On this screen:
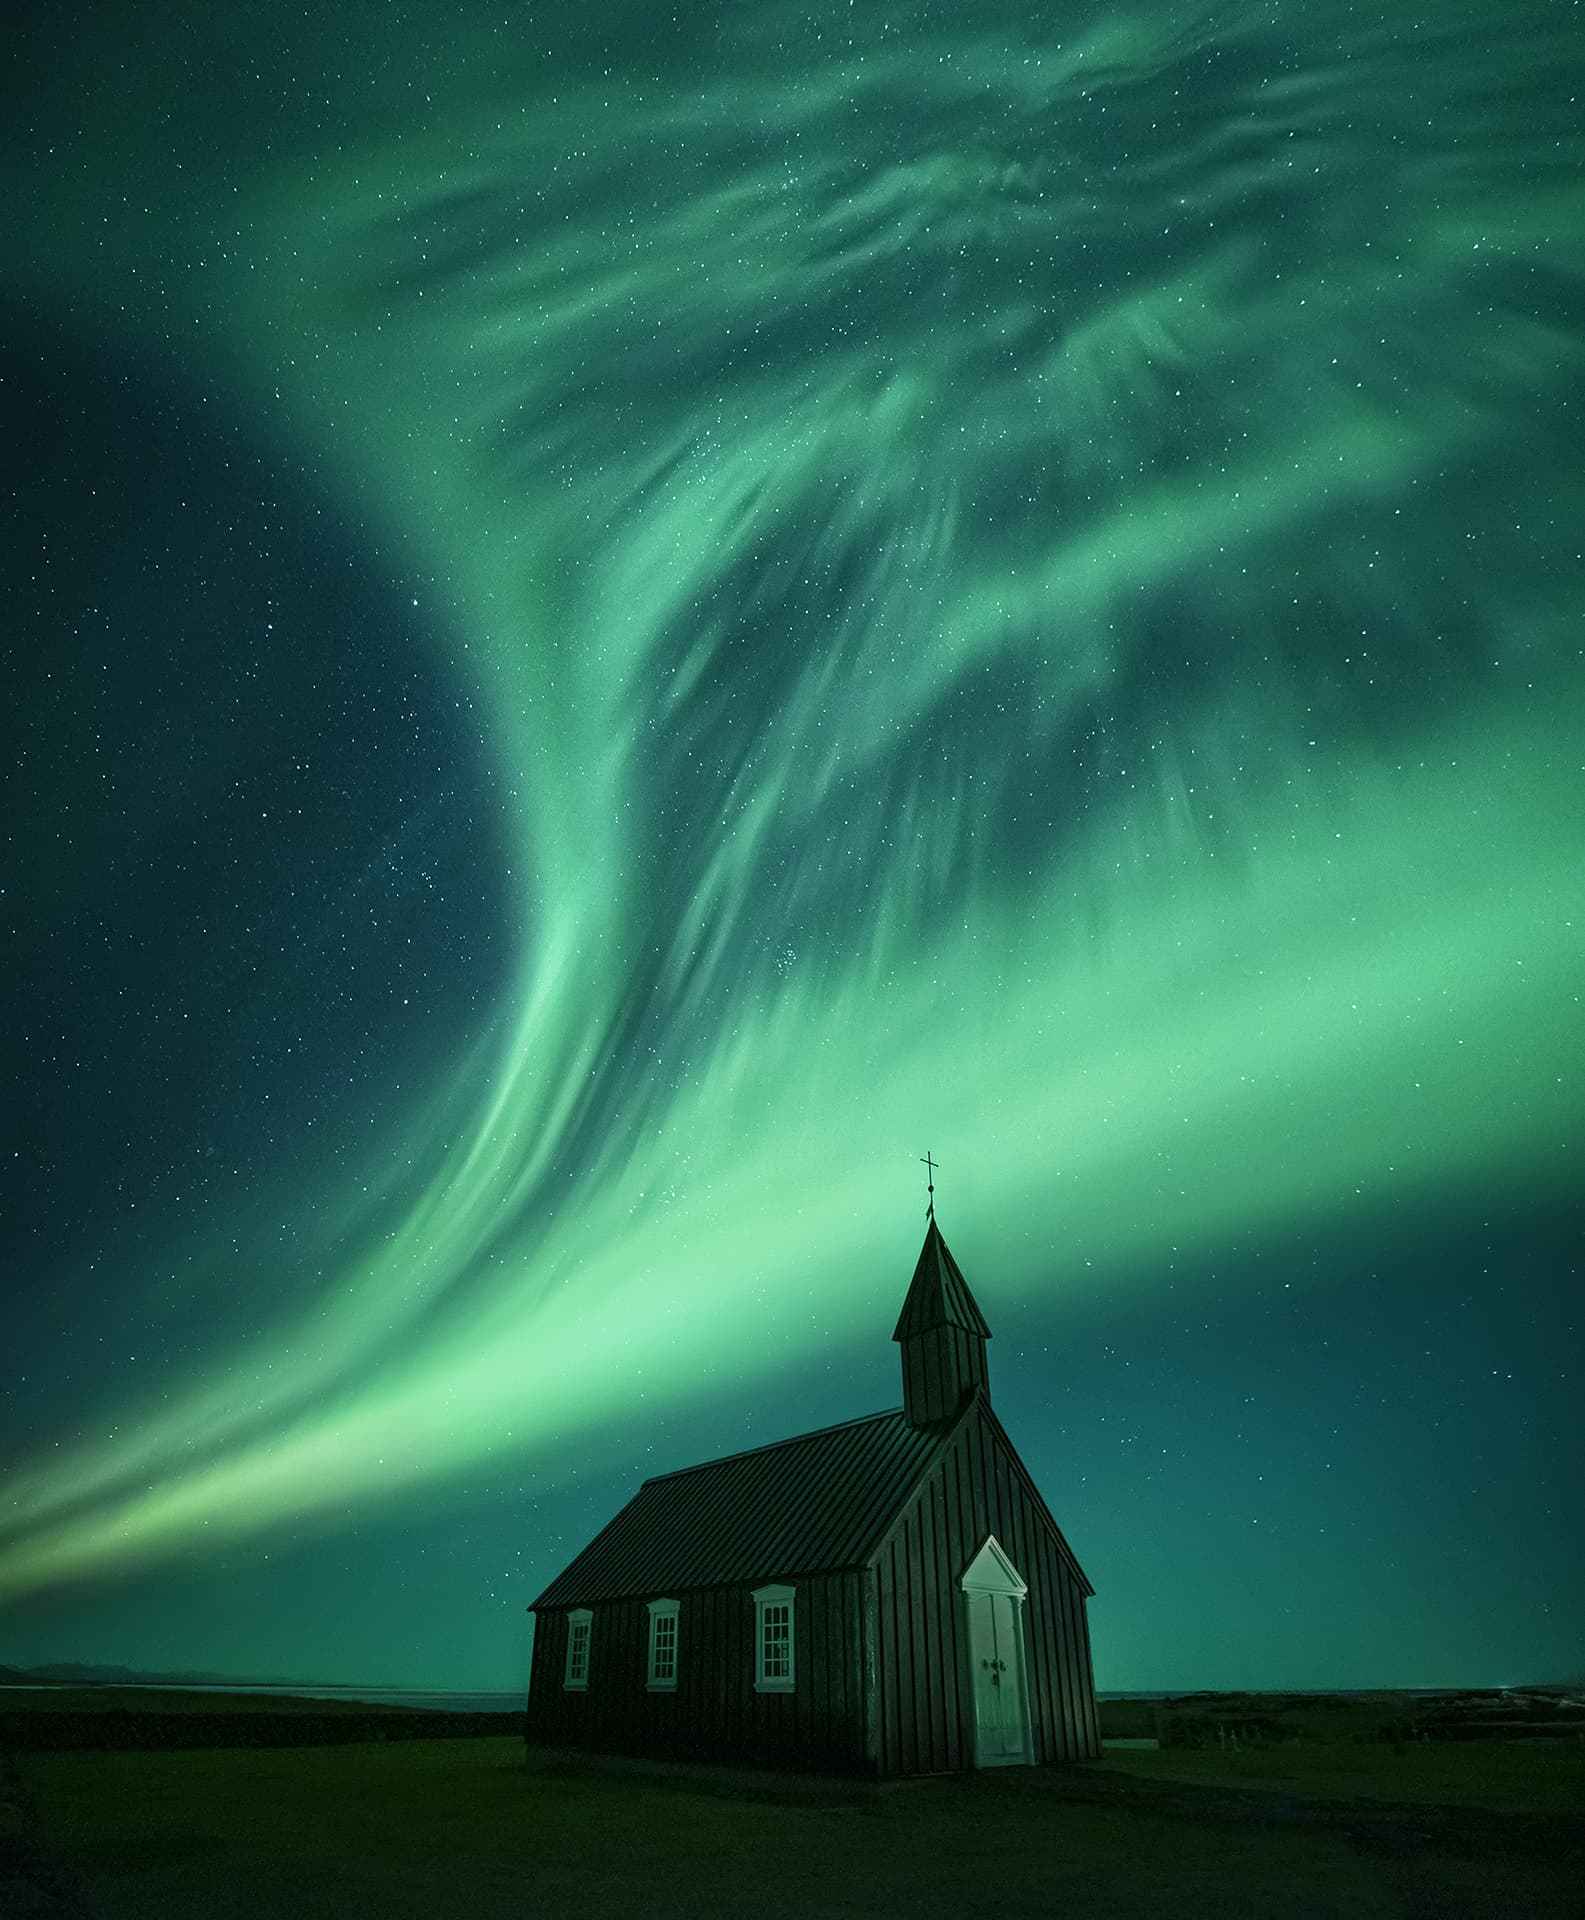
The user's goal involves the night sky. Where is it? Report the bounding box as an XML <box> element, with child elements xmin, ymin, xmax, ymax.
<box><xmin>3</xmin><ymin>1</ymin><xmax>1581</xmax><ymax>1695</ymax></box>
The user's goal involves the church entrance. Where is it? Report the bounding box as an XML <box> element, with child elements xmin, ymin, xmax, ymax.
<box><xmin>961</xmin><ymin>1536</ymin><xmax>1033</xmax><ymax>1766</ymax></box>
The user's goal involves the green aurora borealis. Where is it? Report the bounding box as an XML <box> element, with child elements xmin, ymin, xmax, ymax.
<box><xmin>2</xmin><ymin>0</ymin><xmax>1581</xmax><ymax>1688</ymax></box>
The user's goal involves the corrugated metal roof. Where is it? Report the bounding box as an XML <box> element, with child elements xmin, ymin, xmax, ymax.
<box><xmin>530</xmin><ymin>1408</ymin><xmax>953</xmax><ymax>1608</ymax></box>
<box><xmin>892</xmin><ymin>1219</ymin><xmax>992</xmax><ymax>1341</ymax></box>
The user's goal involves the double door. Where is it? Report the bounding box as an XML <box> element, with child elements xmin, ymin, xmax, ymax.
<box><xmin>966</xmin><ymin>1584</ymin><xmax>1031</xmax><ymax>1764</ymax></box>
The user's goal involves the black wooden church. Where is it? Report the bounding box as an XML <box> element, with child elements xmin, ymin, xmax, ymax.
<box><xmin>525</xmin><ymin>1210</ymin><xmax>1099</xmax><ymax>1776</ymax></box>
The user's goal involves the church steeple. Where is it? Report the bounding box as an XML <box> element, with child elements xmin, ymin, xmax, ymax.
<box><xmin>893</xmin><ymin>1215</ymin><xmax>992</xmax><ymax>1427</ymax></box>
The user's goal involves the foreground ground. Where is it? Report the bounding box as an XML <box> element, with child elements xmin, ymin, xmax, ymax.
<box><xmin>7</xmin><ymin>1730</ymin><xmax>1583</xmax><ymax>1920</ymax></box>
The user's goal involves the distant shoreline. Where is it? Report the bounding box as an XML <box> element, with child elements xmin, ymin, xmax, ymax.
<box><xmin>0</xmin><ymin>1682</ymin><xmax>525</xmax><ymax>1714</ymax></box>
<box><xmin>2</xmin><ymin>1680</ymin><xmax>1568</xmax><ymax>1713</ymax></box>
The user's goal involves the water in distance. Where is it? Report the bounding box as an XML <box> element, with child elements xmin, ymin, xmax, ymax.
<box><xmin>0</xmin><ymin>1682</ymin><xmax>522</xmax><ymax>1713</ymax></box>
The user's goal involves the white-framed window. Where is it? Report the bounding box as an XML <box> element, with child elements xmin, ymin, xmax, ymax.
<box><xmin>646</xmin><ymin>1598</ymin><xmax>680</xmax><ymax>1690</ymax></box>
<box><xmin>752</xmin><ymin>1583</ymin><xmax>795</xmax><ymax>1693</ymax></box>
<box><xmin>563</xmin><ymin>1608</ymin><xmax>592</xmax><ymax>1690</ymax></box>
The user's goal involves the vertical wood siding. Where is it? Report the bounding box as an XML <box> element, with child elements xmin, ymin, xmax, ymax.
<box><xmin>901</xmin><ymin>1323</ymin><xmax>989</xmax><ymax>1426</ymax></box>
<box><xmin>872</xmin><ymin>1406</ymin><xmax>1099</xmax><ymax>1775</ymax></box>
<box><xmin>525</xmin><ymin>1568</ymin><xmax>871</xmax><ymax>1772</ymax></box>
<box><xmin>525</xmin><ymin>1407</ymin><xmax>1097</xmax><ymax>1780</ymax></box>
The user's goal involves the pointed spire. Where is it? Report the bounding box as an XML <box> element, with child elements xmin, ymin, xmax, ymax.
<box><xmin>893</xmin><ymin>1214</ymin><xmax>992</xmax><ymax>1426</ymax></box>
<box><xmin>892</xmin><ymin>1217</ymin><xmax>992</xmax><ymax>1342</ymax></box>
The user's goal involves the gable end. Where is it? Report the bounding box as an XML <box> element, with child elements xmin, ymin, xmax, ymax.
<box><xmin>864</xmin><ymin>1392</ymin><xmax>1093</xmax><ymax>1595</ymax></box>
<box><xmin>974</xmin><ymin>1399</ymin><xmax>1094</xmax><ymax>1595</ymax></box>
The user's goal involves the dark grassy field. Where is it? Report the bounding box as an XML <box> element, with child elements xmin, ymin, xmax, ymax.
<box><xmin>0</xmin><ymin>1687</ymin><xmax>508</xmax><ymax>1756</ymax></box>
<box><xmin>7</xmin><ymin>1725</ymin><xmax>1583</xmax><ymax>1920</ymax></box>
<box><xmin>1100</xmin><ymin>1738</ymin><xmax>1585</xmax><ymax>1812</ymax></box>
<box><xmin>0</xmin><ymin>1689</ymin><xmax>424</xmax><ymax>1716</ymax></box>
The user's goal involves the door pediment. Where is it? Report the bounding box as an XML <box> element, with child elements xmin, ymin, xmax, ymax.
<box><xmin>960</xmin><ymin>1534</ymin><xmax>1028</xmax><ymax>1596</ymax></box>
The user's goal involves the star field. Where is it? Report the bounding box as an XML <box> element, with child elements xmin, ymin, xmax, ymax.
<box><xmin>1</xmin><ymin>0</ymin><xmax>1581</xmax><ymax>1690</ymax></box>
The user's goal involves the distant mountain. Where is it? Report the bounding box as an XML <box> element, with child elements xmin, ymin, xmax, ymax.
<box><xmin>21</xmin><ymin>1663</ymin><xmax>153</xmax><ymax>1684</ymax></box>
<box><xmin>0</xmin><ymin>1660</ymin><xmax>404</xmax><ymax>1689</ymax></box>
<box><xmin>4</xmin><ymin>1661</ymin><xmax>295</xmax><ymax>1687</ymax></box>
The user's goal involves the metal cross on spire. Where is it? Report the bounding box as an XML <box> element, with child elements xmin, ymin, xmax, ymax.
<box><xmin>920</xmin><ymin>1151</ymin><xmax>939</xmax><ymax>1219</ymax></box>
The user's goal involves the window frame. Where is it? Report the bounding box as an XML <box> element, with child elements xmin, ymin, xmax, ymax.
<box><xmin>563</xmin><ymin>1608</ymin><xmax>593</xmax><ymax>1691</ymax></box>
<box><xmin>645</xmin><ymin>1597</ymin><xmax>680</xmax><ymax>1691</ymax></box>
<box><xmin>751</xmin><ymin>1583</ymin><xmax>796</xmax><ymax>1693</ymax></box>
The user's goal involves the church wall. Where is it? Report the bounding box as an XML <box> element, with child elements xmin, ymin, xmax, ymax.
<box><xmin>871</xmin><ymin>1404</ymin><xmax>1099</xmax><ymax>1776</ymax></box>
<box><xmin>525</xmin><ymin>1568</ymin><xmax>871</xmax><ymax>1772</ymax></box>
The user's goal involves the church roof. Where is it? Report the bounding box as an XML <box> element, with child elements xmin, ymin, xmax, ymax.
<box><xmin>530</xmin><ymin>1406</ymin><xmax>959</xmax><ymax>1609</ymax></box>
<box><xmin>892</xmin><ymin>1218</ymin><xmax>992</xmax><ymax>1342</ymax></box>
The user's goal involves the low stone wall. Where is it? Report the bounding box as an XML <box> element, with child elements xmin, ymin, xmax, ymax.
<box><xmin>1</xmin><ymin>1710</ymin><xmax>520</xmax><ymax>1752</ymax></box>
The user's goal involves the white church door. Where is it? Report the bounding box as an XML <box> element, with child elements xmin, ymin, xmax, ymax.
<box><xmin>961</xmin><ymin>1536</ymin><xmax>1034</xmax><ymax>1766</ymax></box>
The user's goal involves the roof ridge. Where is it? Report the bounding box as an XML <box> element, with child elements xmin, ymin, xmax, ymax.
<box><xmin>642</xmin><ymin>1407</ymin><xmax>905</xmax><ymax>1484</ymax></box>
<box><xmin>530</xmin><ymin>1404</ymin><xmax>950</xmax><ymax>1609</ymax></box>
